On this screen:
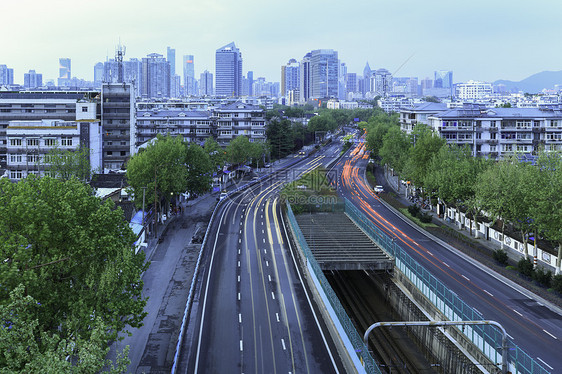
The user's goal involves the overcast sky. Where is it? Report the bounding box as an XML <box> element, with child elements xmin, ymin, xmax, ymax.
<box><xmin>3</xmin><ymin>0</ymin><xmax>562</xmax><ymax>85</ymax></box>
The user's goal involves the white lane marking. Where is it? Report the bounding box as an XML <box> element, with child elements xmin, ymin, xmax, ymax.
<box><xmin>265</xmin><ymin>261</ymin><xmax>269</xmax><ymax>267</ymax></box>
<box><xmin>240</xmin><ymin>340</ymin><xmax>243</xmax><ymax>351</ymax></box>
<box><xmin>271</xmin><ymin>292</ymin><xmax>275</xmax><ymax>300</ymax></box>
<box><xmin>238</xmin><ymin>238</ymin><xmax>241</xmax><ymax>244</ymax></box>
<box><xmin>268</xmin><ymin>275</ymin><xmax>272</xmax><ymax>282</ymax></box>
<box><xmin>239</xmin><ymin>313</ymin><xmax>242</xmax><ymax>323</ymax></box>
<box><xmin>263</xmin><ymin>238</ymin><xmax>266</xmax><ymax>244</ymax></box>
<box><xmin>238</xmin><ymin>249</ymin><xmax>240</xmax><ymax>255</ymax></box>
<box><xmin>443</xmin><ymin>262</ymin><xmax>450</xmax><ymax>267</ymax></box>
<box><xmin>241</xmin><ymin>215</ymin><xmax>243</xmax><ymax>219</ymax></box>
<box><xmin>461</xmin><ymin>275</ymin><xmax>470</xmax><ymax>281</ymax></box>
<box><xmin>238</xmin><ymin>293</ymin><xmax>240</xmax><ymax>300</ymax></box>
<box><xmin>238</xmin><ymin>261</ymin><xmax>240</xmax><ymax>267</ymax></box>
<box><xmin>426</xmin><ymin>250</ymin><xmax>433</xmax><ymax>256</ymax></box>
<box><xmin>276</xmin><ymin>313</ymin><xmax>280</xmax><ymax>322</ymax></box>
<box><xmin>260</xmin><ymin>215</ymin><xmax>263</xmax><ymax>219</ymax></box>
<box><xmin>262</xmin><ymin>229</ymin><xmax>265</xmax><ymax>234</ymax></box>
<box><xmin>238</xmin><ymin>275</ymin><xmax>240</xmax><ymax>282</ymax></box>
<box><xmin>513</xmin><ymin>309</ymin><xmax>523</xmax><ymax>317</ymax></box>
<box><xmin>264</xmin><ymin>249</ymin><xmax>267</xmax><ymax>254</ymax></box>
<box><xmin>239</xmin><ymin>230</ymin><xmax>242</xmax><ymax>234</ymax></box>
<box><xmin>261</xmin><ymin>222</ymin><xmax>264</xmax><ymax>225</ymax></box>
<box><xmin>240</xmin><ymin>222</ymin><xmax>242</xmax><ymax>226</ymax></box>
<box><xmin>484</xmin><ymin>290</ymin><xmax>494</xmax><ymax>297</ymax></box>
<box><xmin>536</xmin><ymin>357</ymin><xmax>554</xmax><ymax>370</ymax></box>
<box><xmin>281</xmin><ymin>338</ymin><xmax>286</xmax><ymax>350</ymax></box>
<box><xmin>543</xmin><ymin>329</ymin><xmax>558</xmax><ymax>340</ymax></box>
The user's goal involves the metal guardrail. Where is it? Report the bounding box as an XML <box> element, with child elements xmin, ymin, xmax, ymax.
<box><xmin>286</xmin><ymin>203</ymin><xmax>382</xmax><ymax>374</ymax></box>
<box><xmin>344</xmin><ymin>198</ymin><xmax>550</xmax><ymax>374</ymax></box>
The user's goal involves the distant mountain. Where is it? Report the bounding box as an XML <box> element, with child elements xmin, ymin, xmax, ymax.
<box><xmin>493</xmin><ymin>70</ymin><xmax>562</xmax><ymax>93</ymax></box>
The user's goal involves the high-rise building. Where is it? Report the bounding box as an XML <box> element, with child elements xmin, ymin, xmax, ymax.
<box><xmin>199</xmin><ymin>70</ymin><xmax>213</xmax><ymax>96</ymax></box>
<box><xmin>299</xmin><ymin>53</ymin><xmax>312</xmax><ymax>103</ymax></box>
<box><xmin>338</xmin><ymin>62</ymin><xmax>347</xmax><ymax>100</ymax></box>
<box><xmin>215</xmin><ymin>42</ymin><xmax>242</xmax><ymax>97</ymax></box>
<box><xmin>434</xmin><ymin>70</ymin><xmax>453</xmax><ymax>89</ymax></box>
<box><xmin>345</xmin><ymin>73</ymin><xmax>357</xmax><ymax>95</ymax></box>
<box><xmin>372</xmin><ymin>68</ymin><xmax>392</xmax><ymax>97</ymax></box>
<box><xmin>281</xmin><ymin>59</ymin><xmax>300</xmax><ymax>97</ymax></box>
<box><xmin>310</xmin><ymin>49</ymin><xmax>339</xmax><ymax>99</ymax></box>
<box><xmin>94</xmin><ymin>62</ymin><xmax>104</xmax><ymax>87</ymax></box>
<box><xmin>247</xmin><ymin>71</ymin><xmax>254</xmax><ymax>96</ymax></box>
<box><xmin>171</xmin><ymin>75</ymin><xmax>181</xmax><ymax>98</ymax></box>
<box><xmin>0</xmin><ymin>65</ymin><xmax>14</xmax><ymax>86</ymax></box>
<box><xmin>167</xmin><ymin>47</ymin><xmax>176</xmax><ymax>77</ymax></box>
<box><xmin>101</xmin><ymin>83</ymin><xmax>135</xmax><ymax>171</ymax></box>
<box><xmin>58</xmin><ymin>58</ymin><xmax>71</xmax><ymax>86</ymax></box>
<box><xmin>23</xmin><ymin>70</ymin><xmax>43</xmax><ymax>89</ymax></box>
<box><xmin>141</xmin><ymin>53</ymin><xmax>171</xmax><ymax>98</ymax></box>
<box><xmin>183</xmin><ymin>55</ymin><xmax>195</xmax><ymax>96</ymax></box>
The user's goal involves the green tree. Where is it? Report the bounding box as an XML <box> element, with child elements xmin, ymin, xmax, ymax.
<box><xmin>379</xmin><ymin>126</ymin><xmax>411</xmax><ymax>174</ymax></box>
<box><xmin>226</xmin><ymin>135</ymin><xmax>254</xmax><ymax>165</ymax></box>
<box><xmin>203</xmin><ymin>137</ymin><xmax>225</xmax><ymax>171</ymax></box>
<box><xmin>126</xmin><ymin>134</ymin><xmax>188</xmax><ymax>218</ymax></box>
<box><xmin>0</xmin><ymin>176</ymin><xmax>146</xmax><ymax>371</ymax></box>
<box><xmin>44</xmin><ymin>145</ymin><xmax>93</xmax><ymax>181</ymax></box>
<box><xmin>308</xmin><ymin>114</ymin><xmax>337</xmax><ymax>133</ymax></box>
<box><xmin>266</xmin><ymin>119</ymin><xmax>293</xmax><ymax>159</ymax></box>
<box><xmin>402</xmin><ymin>125</ymin><xmax>446</xmax><ymax>190</ymax></box>
<box><xmin>185</xmin><ymin>143</ymin><xmax>214</xmax><ymax>196</ymax></box>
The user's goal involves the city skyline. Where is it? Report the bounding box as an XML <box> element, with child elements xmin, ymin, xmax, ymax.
<box><xmin>2</xmin><ymin>0</ymin><xmax>562</xmax><ymax>85</ymax></box>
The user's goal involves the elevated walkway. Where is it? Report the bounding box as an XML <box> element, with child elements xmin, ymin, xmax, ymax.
<box><xmin>295</xmin><ymin>212</ymin><xmax>394</xmax><ymax>271</ymax></box>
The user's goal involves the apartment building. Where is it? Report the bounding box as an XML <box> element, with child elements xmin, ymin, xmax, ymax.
<box><xmin>6</xmin><ymin>101</ymin><xmax>102</xmax><ymax>180</ymax></box>
<box><xmin>136</xmin><ymin>110</ymin><xmax>213</xmax><ymax>147</ymax></box>
<box><xmin>398</xmin><ymin>102</ymin><xmax>449</xmax><ymax>133</ymax></box>
<box><xmin>427</xmin><ymin>105</ymin><xmax>562</xmax><ymax>158</ymax></box>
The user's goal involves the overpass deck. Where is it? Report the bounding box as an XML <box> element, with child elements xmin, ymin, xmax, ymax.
<box><xmin>295</xmin><ymin>212</ymin><xmax>393</xmax><ymax>271</ymax></box>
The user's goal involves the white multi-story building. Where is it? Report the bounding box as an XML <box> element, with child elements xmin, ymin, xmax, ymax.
<box><xmin>456</xmin><ymin>80</ymin><xmax>493</xmax><ymax>100</ymax></box>
<box><xmin>398</xmin><ymin>102</ymin><xmax>448</xmax><ymax>133</ymax></box>
<box><xmin>6</xmin><ymin>101</ymin><xmax>102</xmax><ymax>180</ymax></box>
<box><xmin>214</xmin><ymin>102</ymin><xmax>266</xmax><ymax>146</ymax></box>
<box><xmin>427</xmin><ymin>105</ymin><xmax>562</xmax><ymax>158</ymax></box>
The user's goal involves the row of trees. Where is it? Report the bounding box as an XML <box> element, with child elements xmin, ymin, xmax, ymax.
<box><xmin>364</xmin><ymin>117</ymin><xmax>562</xmax><ymax>273</ymax></box>
<box><xmin>0</xmin><ymin>176</ymin><xmax>146</xmax><ymax>372</ymax></box>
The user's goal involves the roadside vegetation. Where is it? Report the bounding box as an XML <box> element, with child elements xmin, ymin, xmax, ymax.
<box><xmin>362</xmin><ymin>112</ymin><xmax>562</xmax><ymax>295</ymax></box>
<box><xmin>280</xmin><ymin>167</ymin><xmax>339</xmax><ymax>214</ymax></box>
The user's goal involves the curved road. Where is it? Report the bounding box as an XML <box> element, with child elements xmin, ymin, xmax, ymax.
<box><xmin>182</xmin><ymin>146</ymin><xmax>345</xmax><ymax>373</ymax></box>
<box><xmin>334</xmin><ymin>139</ymin><xmax>562</xmax><ymax>373</ymax></box>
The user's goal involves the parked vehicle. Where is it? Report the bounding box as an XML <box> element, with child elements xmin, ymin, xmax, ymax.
<box><xmin>374</xmin><ymin>185</ymin><xmax>384</xmax><ymax>193</ymax></box>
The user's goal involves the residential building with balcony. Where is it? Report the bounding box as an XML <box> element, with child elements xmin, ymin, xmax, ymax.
<box><xmin>135</xmin><ymin>110</ymin><xmax>213</xmax><ymax>147</ymax></box>
<box><xmin>398</xmin><ymin>102</ymin><xmax>449</xmax><ymax>133</ymax></box>
<box><xmin>6</xmin><ymin>101</ymin><xmax>102</xmax><ymax>181</ymax></box>
<box><xmin>427</xmin><ymin>105</ymin><xmax>562</xmax><ymax>158</ymax></box>
<box><xmin>213</xmin><ymin>102</ymin><xmax>266</xmax><ymax>146</ymax></box>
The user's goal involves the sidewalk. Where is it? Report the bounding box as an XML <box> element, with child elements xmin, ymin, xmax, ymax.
<box><xmin>374</xmin><ymin>165</ymin><xmax>562</xmax><ymax>311</ymax></box>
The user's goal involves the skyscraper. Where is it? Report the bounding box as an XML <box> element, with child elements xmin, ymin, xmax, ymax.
<box><xmin>299</xmin><ymin>53</ymin><xmax>312</xmax><ymax>103</ymax></box>
<box><xmin>215</xmin><ymin>42</ymin><xmax>242</xmax><ymax>97</ymax></box>
<box><xmin>23</xmin><ymin>70</ymin><xmax>42</xmax><ymax>88</ymax></box>
<box><xmin>167</xmin><ymin>47</ymin><xmax>176</xmax><ymax>77</ymax></box>
<box><xmin>247</xmin><ymin>71</ymin><xmax>254</xmax><ymax>96</ymax></box>
<box><xmin>434</xmin><ymin>70</ymin><xmax>453</xmax><ymax>89</ymax></box>
<box><xmin>199</xmin><ymin>70</ymin><xmax>213</xmax><ymax>96</ymax></box>
<box><xmin>372</xmin><ymin>68</ymin><xmax>392</xmax><ymax>96</ymax></box>
<box><xmin>281</xmin><ymin>59</ymin><xmax>300</xmax><ymax>97</ymax></box>
<box><xmin>310</xmin><ymin>49</ymin><xmax>339</xmax><ymax>99</ymax></box>
<box><xmin>58</xmin><ymin>58</ymin><xmax>71</xmax><ymax>86</ymax></box>
<box><xmin>0</xmin><ymin>65</ymin><xmax>14</xmax><ymax>85</ymax></box>
<box><xmin>183</xmin><ymin>55</ymin><xmax>195</xmax><ymax>96</ymax></box>
<box><xmin>94</xmin><ymin>62</ymin><xmax>104</xmax><ymax>87</ymax></box>
<box><xmin>346</xmin><ymin>73</ymin><xmax>357</xmax><ymax>95</ymax></box>
<box><xmin>141</xmin><ymin>53</ymin><xmax>171</xmax><ymax>98</ymax></box>
<box><xmin>338</xmin><ymin>62</ymin><xmax>347</xmax><ymax>100</ymax></box>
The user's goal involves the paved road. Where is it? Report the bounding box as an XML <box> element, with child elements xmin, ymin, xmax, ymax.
<box><xmin>334</xmin><ymin>139</ymin><xmax>562</xmax><ymax>373</ymax></box>
<box><xmin>180</xmin><ymin>147</ymin><xmax>345</xmax><ymax>373</ymax></box>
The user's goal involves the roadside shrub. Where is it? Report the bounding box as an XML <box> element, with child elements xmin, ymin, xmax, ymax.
<box><xmin>517</xmin><ymin>257</ymin><xmax>534</xmax><ymax>277</ymax></box>
<box><xmin>553</xmin><ymin>274</ymin><xmax>562</xmax><ymax>294</ymax></box>
<box><xmin>493</xmin><ymin>249</ymin><xmax>508</xmax><ymax>265</ymax></box>
<box><xmin>408</xmin><ymin>204</ymin><xmax>420</xmax><ymax>217</ymax></box>
<box><xmin>533</xmin><ymin>267</ymin><xmax>552</xmax><ymax>288</ymax></box>
<box><xmin>419</xmin><ymin>212</ymin><xmax>432</xmax><ymax>223</ymax></box>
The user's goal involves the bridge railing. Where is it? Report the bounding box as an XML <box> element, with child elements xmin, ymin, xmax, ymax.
<box><xmin>286</xmin><ymin>202</ymin><xmax>381</xmax><ymax>374</ymax></box>
<box><xmin>344</xmin><ymin>198</ymin><xmax>550</xmax><ymax>374</ymax></box>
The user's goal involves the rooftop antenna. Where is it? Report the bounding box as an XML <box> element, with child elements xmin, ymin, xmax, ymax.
<box><xmin>116</xmin><ymin>38</ymin><xmax>126</xmax><ymax>83</ymax></box>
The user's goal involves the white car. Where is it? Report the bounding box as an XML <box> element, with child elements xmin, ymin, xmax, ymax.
<box><xmin>374</xmin><ymin>185</ymin><xmax>384</xmax><ymax>193</ymax></box>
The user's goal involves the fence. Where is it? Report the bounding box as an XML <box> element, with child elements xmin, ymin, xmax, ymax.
<box><xmin>286</xmin><ymin>203</ymin><xmax>381</xmax><ymax>374</ymax></box>
<box><xmin>344</xmin><ymin>198</ymin><xmax>550</xmax><ymax>374</ymax></box>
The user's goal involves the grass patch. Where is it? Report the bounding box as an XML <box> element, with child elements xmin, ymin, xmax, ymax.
<box><xmin>399</xmin><ymin>208</ymin><xmax>438</xmax><ymax>229</ymax></box>
<box><xmin>281</xmin><ymin>166</ymin><xmax>341</xmax><ymax>214</ymax></box>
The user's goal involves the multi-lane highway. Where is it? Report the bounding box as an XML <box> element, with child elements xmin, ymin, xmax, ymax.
<box><xmin>333</xmin><ymin>138</ymin><xmax>562</xmax><ymax>373</ymax></box>
<box><xmin>181</xmin><ymin>145</ymin><xmax>345</xmax><ymax>373</ymax></box>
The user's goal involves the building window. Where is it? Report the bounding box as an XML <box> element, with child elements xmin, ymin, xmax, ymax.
<box><xmin>9</xmin><ymin>154</ymin><xmax>23</xmax><ymax>163</ymax></box>
<box><xmin>9</xmin><ymin>138</ymin><xmax>22</xmax><ymax>146</ymax></box>
<box><xmin>82</xmin><ymin>106</ymin><xmax>88</xmax><ymax>112</ymax></box>
<box><xmin>10</xmin><ymin>170</ymin><xmax>23</xmax><ymax>179</ymax></box>
<box><xmin>27</xmin><ymin>138</ymin><xmax>39</xmax><ymax>147</ymax></box>
<box><xmin>120</xmin><ymin>151</ymin><xmax>127</xmax><ymax>156</ymax></box>
<box><xmin>44</xmin><ymin>138</ymin><xmax>56</xmax><ymax>147</ymax></box>
<box><xmin>61</xmin><ymin>137</ymin><xmax>73</xmax><ymax>146</ymax></box>
<box><xmin>27</xmin><ymin>154</ymin><xmax>39</xmax><ymax>163</ymax></box>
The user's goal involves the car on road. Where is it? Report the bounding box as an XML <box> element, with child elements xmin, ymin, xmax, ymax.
<box><xmin>217</xmin><ymin>191</ymin><xmax>228</xmax><ymax>201</ymax></box>
<box><xmin>374</xmin><ymin>185</ymin><xmax>384</xmax><ymax>193</ymax></box>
